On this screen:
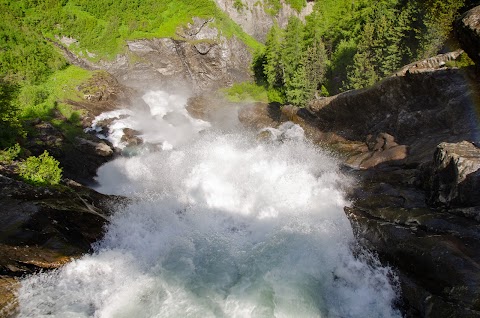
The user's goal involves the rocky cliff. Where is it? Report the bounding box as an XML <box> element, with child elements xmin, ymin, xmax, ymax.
<box><xmin>214</xmin><ymin>0</ymin><xmax>314</xmax><ymax>42</ymax></box>
<box><xmin>57</xmin><ymin>18</ymin><xmax>253</xmax><ymax>93</ymax></box>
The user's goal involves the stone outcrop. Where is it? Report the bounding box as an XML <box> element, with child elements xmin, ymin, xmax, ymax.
<box><xmin>345</xmin><ymin>164</ymin><xmax>480</xmax><ymax>318</ymax></box>
<box><xmin>0</xmin><ymin>174</ymin><xmax>120</xmax><ymax>316</ymax></box>
<box><xmin>455</xmin><ymin>5</ymin><xmax>480</xmax><ymax>66</ymax></box>
<box><xmin>426</xmin><ymin>141</ymin><xmax>480</xmax><ymax>209</ymax></box>
<box><xmin>23</xmin><ymin>119</ymin><xmax>115</xmax><ymax>185</ymax></box>
<box><xmin>306</xmin><ymin>67</ymin><xmax>479</xmax><ymax>149</ymax></box>
<box><xmin>57</xmin><ymin>18</ymin><xmax>252</xmax><ymax>93</ymax></box>
<box><xmin>214</xmin><ymin>0</ymin><xmax>314</xmax><ymax>42</ymax></box>
<box><xmin>394</xmin><ymin>50</ymin><xmax>465</xmax><ymax>76</ymax></box>
<box><xmin>114</xmin><ymin>18</ymin><xmax>251</xmax><ymax>92</ymax></box>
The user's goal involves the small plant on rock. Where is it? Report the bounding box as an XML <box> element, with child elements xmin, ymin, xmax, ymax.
<box><xmin>0</xmin><ymin>143</ymin><xmax>21</xmax><ymax>164</ymax></box>
<box><xmin>18</xmin><ymin>150</ymin><xmax>62</xmax><ymax>186</ymax></box>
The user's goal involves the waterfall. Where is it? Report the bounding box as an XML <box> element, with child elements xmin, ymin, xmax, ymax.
<box><xmin>17</xmin><ymin>91</ymin><xmax>401</xmax><ymax>318</ymax></box>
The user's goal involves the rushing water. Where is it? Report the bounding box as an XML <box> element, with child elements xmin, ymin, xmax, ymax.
<box><xmin>17</xmin><ymin>91</ymin><xmax>401</xmax><ymax>318</ymax></box>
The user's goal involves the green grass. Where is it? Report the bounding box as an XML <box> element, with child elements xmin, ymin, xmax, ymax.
<box><xmin>221</xmin><ymin>81</ymin><xmax>269</xmax><ymax>103</ymax></box>
<box><xmin>18</xmin><ymin>65</ymin><xmax>93</xmax><ymax>120</ymax></box>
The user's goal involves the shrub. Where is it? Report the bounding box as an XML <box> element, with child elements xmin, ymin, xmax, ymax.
<box><xmin>0</xmin><ymin>143</ymin><xmax>21</xmax><ymax>164</ymax></box>
<box><xmin>18</xmin><ymin>150</ymin><xmax>62</xmax><ymax>186</ymax></box>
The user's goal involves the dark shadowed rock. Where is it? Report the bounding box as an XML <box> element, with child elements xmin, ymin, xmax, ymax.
<box><xmin>120</xmin><ymin>128</ymin><xmax>143</xmax><ymax>147</ymax></box>
<box><xmin>426</xmin><ymin>141</ymin><xmax>480</xmax><ymax>208</ymax></box>
<box><xmin>0</xmin><ymin>174</ymin><xmax>123</xmax><ymax>315</ymax></box>
<box><xmin>455</xmin><ymin>5</ymin><xmax>480</xmax><ymax>66</ymax></box>
<box><xmin>345</xmin><ymin>165</ymin><xmax>480</xmax><ymax>318</ymax></box>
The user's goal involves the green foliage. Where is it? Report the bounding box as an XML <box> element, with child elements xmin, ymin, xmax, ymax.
<box><xmin>18</xmin><ymin>66</ymin><xmax>92</xmax><ymax>121</ymax></box>
<box><xmin>445</xmin><ymin>53</ymin><xmax>475</xmax><ymax>68</ymax></box>
<box><xmin>1</xmin><ymin>0</ymin><xmax>260</xmax><ymax>62</ymax></box>
<box><xmin>264</xmin><ymin>23</ymin><xmax>284</xmax><ymax>88</ymax></box>
<box><xmin>285</xmin><ymin>0</ymin><xmax>307</xmax><ymax>12</ymax></box>
<box><xmin>0</xmin><ymin>143</ymin><xmax>21</xmax><ymax>164</ymax></box>
<box><xmin>259</xmin><ymin>16</ymin><xmax>328</xmax><ymax>107</ymax></box>
<box><xmin>18</xmin><ymin>150</ymin><xmax>62</xmax><ymax>186</ymax></box>
<box><xmin>0</xmin><ymin>80</ymin><xmax>25</xmax><ymax>148</ymax></box>
<box><xmin>264</xmin><ymin>0</ymin><xmax>282</xmax><ymax>15</ymax></box>
<box><xmin>221</xmin><ymin>82</ymin><xmax>268</xmax><ymax>103</ymax></box>
<box><xmin>255</xmin><ymin>0</ymin><xmax>468</xmax><ymax>97</ymax></box>
<box><xmin>233</xmin><ymin>0</ymin><xmax>245</xmax><ymax>12</ymax></box>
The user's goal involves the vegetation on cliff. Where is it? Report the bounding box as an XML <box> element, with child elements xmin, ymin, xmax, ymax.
<box><xmin>251</xmin><ymin>0</ymin><xmax>469</xmax><ymax>107</ymax></box>
<box><xmin>0</xmin><ymin>0</ymin><xmax>260</xmax><ymax>152</ymax></box>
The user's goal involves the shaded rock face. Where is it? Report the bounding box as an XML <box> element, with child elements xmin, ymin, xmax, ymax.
<box><xmin>0</xmin><ymin>175</ymin><xmax>120</xmax><ymax>315</ymax></box>
<box><xmin>103</xmin><ymin>18</ymin><xmax>252</xmax><ymax>93</ymax></box>
<box><xmin>24</xmin><ymin>120</ymin><xmax>115</xmax><ymax>185</ymax></box>
<box><xmin>0</xmin><ymin>175</ymin><xmax>116</xmax><ymax>276</ymax></box>
<box><xmin>345</xmin><ymin>165</ymin><xmax>480</xmax><ymax>317</ymax></box>
<box><xmin>214</xmin><ymin>0</ymin><xmax>314</xmax><ymax>42</ymax></box>
<box><xmin>455</xmin><ymin>5</ymin><xmax>480</xmax><ymax>66</ymax></box>
<box><xmin>307</xmin><ymin>68</ymin><xmax>480</xmax><ymax>149</ymax></box>
<box><xmin>426</xmin><ymin>141</ymin><xmax>480</xmax><ymax>209</ymax></box>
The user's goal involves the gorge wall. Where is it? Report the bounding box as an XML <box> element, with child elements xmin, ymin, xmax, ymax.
<box><xmin>214</xmin><ymin>0</ymin><xmax>314</xmax><ymax>42</ymax></box>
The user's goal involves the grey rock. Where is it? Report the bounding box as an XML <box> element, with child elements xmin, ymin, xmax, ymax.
<box><xmin>103</xmin><ymin>18</ymin><xmax>252</xmax><ymax>93</ymax></box>
<box><xmin>427</xmin><ymin>141</ymin><xmax>480</xmax><ymax>207</ymax></box>
<box><xmin>214</xmin><ymin>0</ymin><xmax>313</xmax><ymax>42</ymax></box>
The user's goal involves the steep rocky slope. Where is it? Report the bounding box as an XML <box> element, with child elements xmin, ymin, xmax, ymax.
<box><xmin>214</xmin><ymin>0</ymin><xmax>314</xmax><ymax>42</ymax></box>
<box><xmin>56</xmin><ymin>18</ymin><xmax>253</xmax><ymax>93</ymax></box>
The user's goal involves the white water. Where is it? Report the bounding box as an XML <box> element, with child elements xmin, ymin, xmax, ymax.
<box><xmin>17</xmin><ymin>91</ymin><xmax>401</xmax><ymax>318</ymax></box>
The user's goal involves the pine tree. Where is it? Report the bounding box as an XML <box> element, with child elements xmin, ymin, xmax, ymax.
<box><xmin>347</xmin><ymin>23</ymin><xmax>379</xmax><ymax>90</ymax></box>
<box><xmin>282</xmin><ymin>16</ymin><xmax>307</xmax><ymax>106</ymax></box>
<box><xmin>264</xmin><ymin>23</ymin><xmax>284</xmax><ymax>89</ymax></box>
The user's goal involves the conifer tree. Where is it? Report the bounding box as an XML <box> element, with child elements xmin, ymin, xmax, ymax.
<box><xmin>264</xmin><ymin>23</ymin><xmax>284</xmax><ymax>89</ymax></box>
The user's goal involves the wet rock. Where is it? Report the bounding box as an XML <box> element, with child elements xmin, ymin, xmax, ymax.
<box><xmin>427</xmin><ymin>141</ymin><xmax>480</xmax><ymax>208</ymax></box>
<box><xmin>345</xmin><ymin>165</ymin><xmax>480</xmax><ymax>317</ymax></box>
<box><xmin>121</xmin><ymin>128</ymin><xmax>143</xmax><ymax>147</ymax></box>
<box><xmin>0</xmin><ymin>174</ymin><xmax>122</xmax><ymax>314</ymax></box>
<box><xmin>76</xmin><ymin>137</ymin><xmax>114</xmax><ymax>157</ymax></box>
<box><xmin>455</xmin><ymin>5</ymin><xmax>480</xmax><ymax>66</ymax></box>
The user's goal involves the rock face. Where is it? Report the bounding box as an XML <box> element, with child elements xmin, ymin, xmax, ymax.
<box><xmin>455</xmin><ymin>5</ymin><xmax>480</xmax><ymax>65</ymax></box>
<box><xmin>426</xmin><ymin>141</ymin><xmax>480</xmax><ymax>209</ymax></box>
<box><xmin>306</xmin><ymin>67</ymin><xmax>479</xmax><ymax>148</ymax></box>
<box><xmin>214</xmin><ymin>0</ymin><xmax>314</xmax><ymax>42</ymax></box>
<box><xmin>345</xmin><ymin>165</ymin><xmax>480</xmax><ymax>318</ymax></box>
<box><xmin>100</xmin><ymin>18</ymin><xmax>252</xmax><ymax>93</ymax></box>
<box><xmin>0</xmin><ymin>174</ymin><xmax>119</xmax><ymax>316</ymax></box>
<box><xmin>24</xmin><ymin>119</ymin><xmax>115</xmax><ymax>185</ymax></box>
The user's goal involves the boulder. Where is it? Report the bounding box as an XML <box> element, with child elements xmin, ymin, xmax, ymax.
<box><xmin>427</xmin><ymin>141</ymin><xmax>480</xmax><ymax>208</ymax></box>
<box><xmin>345</xmin><ymin>165</ymin><xmax>480</xmax><ymax>317</ymax></box>
<box><xmin>0</xmin><ymin>174</ymin><xmax>121</xmax><ymax>315</ymax></box>
<box><xmin>455</xmin><ymin>5</ymin><xmax>480</xmax><ymax>66</ymax></box>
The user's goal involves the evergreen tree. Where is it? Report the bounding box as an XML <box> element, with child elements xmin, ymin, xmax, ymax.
<box><xmin>282</xmin><ymin>16</ymin><xmax>307</xmax><ymax>106</ymax></box>
<box><xmin>263</xmin><ymin>23</ymin><xmax>284</xmax><ymax>89</ymax></box>
<box><xmin>347</xmin><ymin>23</ymin><xmax>379</xmax><ymax>90</ymax></box>
<box><xmin>0</xmin><ymin>80</ymin><xmax>24</xmax><ymax>148</ymax></box>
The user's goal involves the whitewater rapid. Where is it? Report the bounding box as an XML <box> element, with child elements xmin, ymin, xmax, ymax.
<box><xmin>17</xmin><ymin>91</ymin><xmax>401</xmax><ymax>318</ymax></box>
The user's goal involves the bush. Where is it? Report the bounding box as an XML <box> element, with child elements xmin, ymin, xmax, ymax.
<box><xmin>18</xmin><ymin>150</ymin><xmax>62</xmax><ymax>186</ymax></box>
<box><xmin>0</xmin><ymin>143</ymin><xmax>21</xmax><ymax>164</ymax></box>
